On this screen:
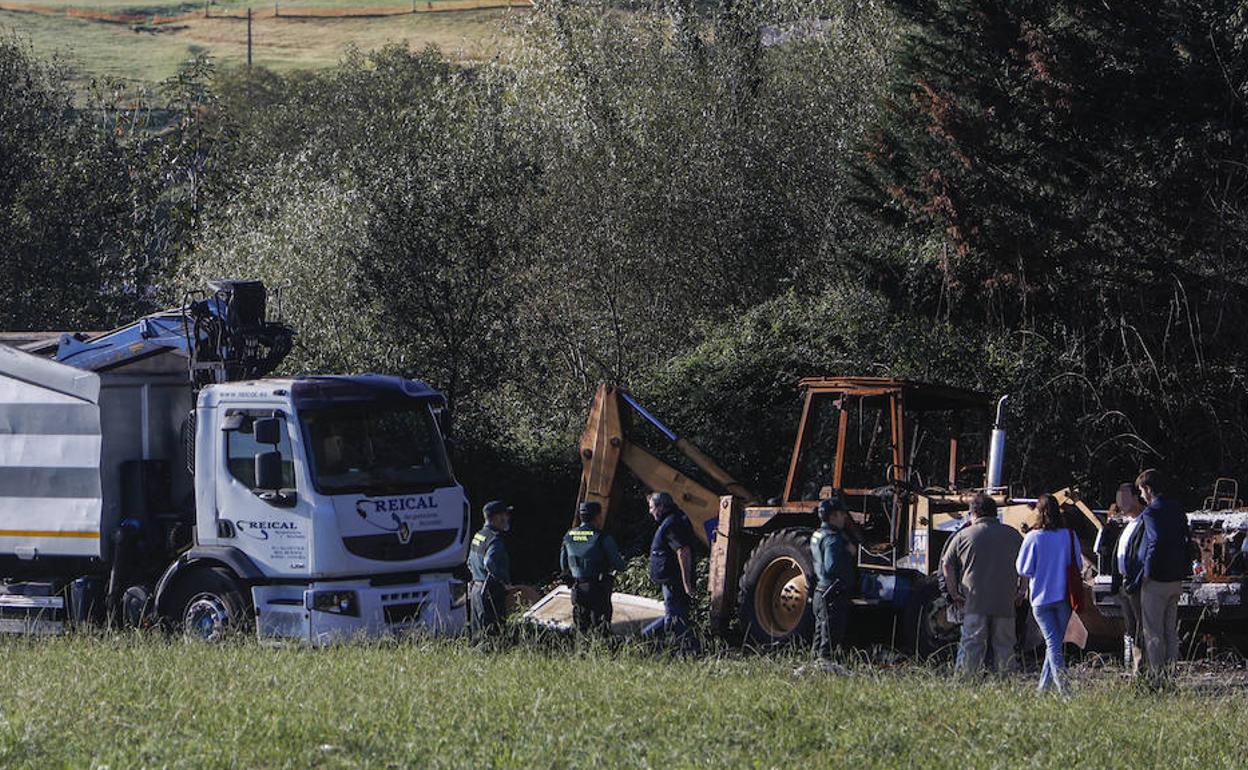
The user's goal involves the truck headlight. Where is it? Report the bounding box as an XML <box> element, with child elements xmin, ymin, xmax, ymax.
<box><xmin>306</xmin><ymin>590</ymin><xmax>360</xmax><ymax>617</ymax></box>
<box><xmin>450</xmin><ymin>580</ymin><xmax>468</xmax><ymax>609</ymax></box>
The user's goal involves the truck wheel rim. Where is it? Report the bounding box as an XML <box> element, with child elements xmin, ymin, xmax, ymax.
<box><xmin>754</xmin><ymin>556</ymin><xmax>807</xmax><ymax>638</ymax></box>
<box><xmin>185</xmin><ymin>594</ymin><xmax>231</xmax><ymax>641</ymax></box>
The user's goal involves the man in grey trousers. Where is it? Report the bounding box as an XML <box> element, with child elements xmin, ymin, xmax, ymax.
<box><xmin>1123</xmin><ymin>469</ymin><xmax>1191</xmax><ymax>688</ymax></box>
<box><xmin>942</xmin><ymin>492</ymin><xmax>1025</xmax><ymax>675</ymax></box>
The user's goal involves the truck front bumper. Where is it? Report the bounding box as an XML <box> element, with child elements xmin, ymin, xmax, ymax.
<box><xmin>252</xmin><ymin>574</ymin><xmax>467</xmax><ymax>645</ymax></box>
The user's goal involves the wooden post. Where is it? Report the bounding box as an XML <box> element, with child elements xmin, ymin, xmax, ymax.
<box><xmin>203</xmin><ymin>0</ymin><xmax>208</xmax><ymax>18</ymax></box>
<box><xmin>246</xmin><ymin>7</ymin><xmax>252</xmax><ymax>69</ymax></box>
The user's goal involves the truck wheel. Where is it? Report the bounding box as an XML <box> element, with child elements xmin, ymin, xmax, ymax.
<box><xmin>737</xmin><ymin>528</ymin><xmax>814</xmax><ymax>647</ymax></box>
<box><xmin>901</xmin><ymin>576</ymin><xmax>960</xmax><ymax>659</ymax></box>
<box><xmin>167</xmin><ymin>568</ymin><xmax>251</xmax><ymax>641</ymax></box>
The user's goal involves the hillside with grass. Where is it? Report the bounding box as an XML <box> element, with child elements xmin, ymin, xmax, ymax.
<box><xmin>0</xmin><ymin>0</ymin><xmax>517</xmax><ymax>86</ymax></box>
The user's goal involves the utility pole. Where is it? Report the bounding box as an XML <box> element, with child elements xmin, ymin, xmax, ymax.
<box><xmin>246</xmin><ymin>7</ymin><xmax>253</xmax><ymax>69</ymax></box>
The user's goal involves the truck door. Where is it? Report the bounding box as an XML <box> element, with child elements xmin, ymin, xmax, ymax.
<box><xmin>216</xmin><ymin>409</ymin><xmax>312</xmax><ymax>574</ymax></box>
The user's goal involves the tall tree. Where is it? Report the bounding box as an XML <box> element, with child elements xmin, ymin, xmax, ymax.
<box><xmin>861</xmin><ymin>0</ymin><xmax>1248</xmax><ymax>493</ymax></box>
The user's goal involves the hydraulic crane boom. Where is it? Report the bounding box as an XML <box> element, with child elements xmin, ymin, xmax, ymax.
<box><xmin>577</xmin><ymin>384</ymin><xmax>755</xmax><ymax>545</ymax></box>
<box><xmin>54</xmin><ymin>280</ymin><xmax>294</xmax><ymax>388</ymax></box>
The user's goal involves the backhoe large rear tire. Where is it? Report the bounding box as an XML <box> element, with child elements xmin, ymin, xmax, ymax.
<box><xmin>737</xmin><ymin>528</ymin><xmax>815</xmax><ymax>647</ymax></box>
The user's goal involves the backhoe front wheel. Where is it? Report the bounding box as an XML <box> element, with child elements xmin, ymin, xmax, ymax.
<box><xmin>737</xmin><ymin>528</ymin><xmax>815</xmax><ymax>646</ymax></box>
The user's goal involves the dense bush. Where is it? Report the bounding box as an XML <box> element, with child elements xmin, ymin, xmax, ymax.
<box><xmin>0</xmin><ymin>40</ymin><xmax>185</xmax><ymax>330</ymax></box>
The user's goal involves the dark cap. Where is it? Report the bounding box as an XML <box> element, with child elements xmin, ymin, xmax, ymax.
<box><xmin>483</xmin><ymin>500</ymin><xmax>513</xmax><ymax>517</ymax></box>
<box><xmin>578</xmin><ymin>501</ymin><xmax>602</xmax><ymax>520</ymax></box>
<box><xmin>815</xmin><ymin>496</ymin><xmax>848</xmax><ymax>518</ymax></box>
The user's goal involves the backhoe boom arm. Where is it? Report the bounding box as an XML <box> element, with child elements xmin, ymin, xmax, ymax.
<box><xmin>577</xmin><ymin>384</ymin><xmax>755</xmax><ymax>545</ymax></box>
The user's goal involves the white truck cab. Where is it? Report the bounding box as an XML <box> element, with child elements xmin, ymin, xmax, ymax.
<box><xmin>166</xmin><ymin>374</ymin><xmax>469</xmax><ymax>642</ymax></box>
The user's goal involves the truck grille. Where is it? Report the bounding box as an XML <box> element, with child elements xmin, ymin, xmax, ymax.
<box><xmin>342</xmin><ymin>528</ymin><xmax>459</xmax><ymax>561</ymax></box>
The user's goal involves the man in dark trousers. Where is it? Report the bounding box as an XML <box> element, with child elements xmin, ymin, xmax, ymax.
<box><xmin>1123</xmin><ymin>468</ymin><xmax>1191</xmax><ymax>688</ymax></box>
<box><xmin>468</xmin><ymin>500</ymin><xmax>513</xmax><ymax>638</ymax></box>
<box><xmin>810</xmin><ymin>495</ymin><xmax>855</xmax><ymax>660</ymax></box>
<box><xmin>640</xmin><ymin>491</ymin><xmax>701</xmax><ymax>652</ymax></box>
<box><xmin>560</xmin><ymin>501</ymin><xmax>627</xmax><ymax>634</ymax></box>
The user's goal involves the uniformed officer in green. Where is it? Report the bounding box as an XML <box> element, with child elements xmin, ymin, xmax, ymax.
<box><xmin>468</xmin><ymin>500</ymin><xmax>513</xmax><ymax>638</ymax></box>
<box><xmin>560</xmin><ymin>501</ymin><xmax>627</xmax><ymax>634</ymax></box>
<box><xmin>810</xmin><ymin>495</ymin><xmax>855</xmax><ymax>659</ymax></box>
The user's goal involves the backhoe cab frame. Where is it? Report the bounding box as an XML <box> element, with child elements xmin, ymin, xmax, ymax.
<box><xmin>711</xmin><ymin>377</ymin><xmax>1100</xmax><ymax>645</ymax></box>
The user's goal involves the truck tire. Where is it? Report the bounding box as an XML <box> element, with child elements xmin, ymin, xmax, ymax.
<box><xmin>737</xmin><ymin>528</ymin><xmax>815</xmax><ymax>647</ymax></box>
<box><xmin>165</xmin><ymin>567</ymin><xmax>251</xmax><ymax>641</ymax></box>
<box><xmin>900</xmin><ymin>575</ymin><xmax>960</xmax><ymax>660</ymax></box>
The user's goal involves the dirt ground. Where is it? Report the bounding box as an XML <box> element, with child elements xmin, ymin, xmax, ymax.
<box><xmin>1067</xmin><ymin>654</ymin><xmax>1248</xmax><ymax>692</ymax></box>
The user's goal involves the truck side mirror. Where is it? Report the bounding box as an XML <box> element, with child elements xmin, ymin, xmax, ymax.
<box><xmin>253</xmin><ymin>417</ymin><xmax>282</xmax><ymax>445</ymax></box>
<box><xmin>255</xmin><ymin>450</ymin><xmax>283</xmax><ymax>491</ymax></box>
<box><xmin>254</xmin><ymin>450</ymin><xmax>295</xmax><ymax>507</ymax></box>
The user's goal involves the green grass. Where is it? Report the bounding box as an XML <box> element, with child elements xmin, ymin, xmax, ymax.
<box><xmin>0</xmin><ymin>5</ymin><xmax>515</xmax><ymax>88</ymax></box>
<box><xmin>0</xmin><ymin>634</ymin><xmax>1245</xmax><ymax>769</ymax></box>
<box><xmin>3</xmin><ymin>10</ymin><xmax>203</xmax><ymax>85</ymax></box>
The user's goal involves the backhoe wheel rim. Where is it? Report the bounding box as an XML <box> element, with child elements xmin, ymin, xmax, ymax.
<box><xmin>754</xmin><ymin>556</ymin><xmax>808</xmax><ymax>638</ymax></box>
<box><xmin>184</xmin><ymin>594</ymin><xmax>232</xmax><ymax>641</ymax></box>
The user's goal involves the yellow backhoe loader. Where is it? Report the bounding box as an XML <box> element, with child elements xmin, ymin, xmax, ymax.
<box><xmin>576</xmin><ymin>379</ymin><xmax>1114</xmax><ymax>655</ymax></box>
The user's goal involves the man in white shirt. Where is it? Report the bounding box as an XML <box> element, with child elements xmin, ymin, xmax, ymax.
<box><xmin>1114</xmin><ymin>483</ymin><xmax>1147</xmax><ymax>675</ymax></box>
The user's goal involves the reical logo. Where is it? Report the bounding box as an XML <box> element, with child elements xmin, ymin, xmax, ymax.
<box><xmin>235</xmin><ymin>520</ymin><xmax>298</xmax><ymax>541</ymax></box>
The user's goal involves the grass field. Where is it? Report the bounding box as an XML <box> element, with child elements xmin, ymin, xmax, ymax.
<box><xmin>0</xmin><ymin>2</ymin><xmax>517</xmax><ymax>87</ymax></box>
<box><xmin>1</xmin><ymin>634</ymin><xmax>1246</xmax><ymax>769</ymax></box>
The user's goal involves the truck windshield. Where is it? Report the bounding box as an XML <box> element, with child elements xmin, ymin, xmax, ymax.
<box><xmin>301</xmin><ymin>402</ymin><xmax>451</xmax><ymax>494</ymax></box>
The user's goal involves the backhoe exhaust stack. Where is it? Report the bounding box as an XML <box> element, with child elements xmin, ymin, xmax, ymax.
<box><xmin>986</xmin><ymin>395</ymin><xmax>1009</xmax><ymax>491</ymax></box>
